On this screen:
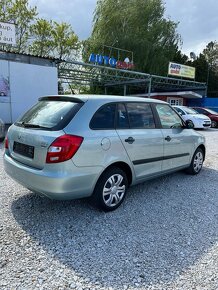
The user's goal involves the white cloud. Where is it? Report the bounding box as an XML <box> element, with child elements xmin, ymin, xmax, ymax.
<box><xmin>164</xmin><ymin>0</ymin><xmax>218</xmax><ymax>55</ymax></box>
<box><xmin>29</xmin><ymin>0</ymin><xmax>97</xmax><ymax>39</ymax></box>
<box><xmin>29</xmin><ymin>0</ymin><xmax>218</xmax><ymax>55</ymax></box>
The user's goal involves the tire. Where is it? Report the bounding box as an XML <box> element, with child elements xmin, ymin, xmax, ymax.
<box><xmin>186</xmin><ymin>148</ymin><xmax>204</xmax><ymax>175</ymax></box>
<box><xmin>92</xmin><ymin>166</ymin><xmax>128</xmax><ymax>211</ymax></box>
<box><xmin>211</xmin><ymin>120</ymin><xmax>217</xmax><ymax>128</ymax></box>
<box><xmin>187</xmin><ymin>120</ymin><xmax>195</xmax><ymax>128</ymax></box>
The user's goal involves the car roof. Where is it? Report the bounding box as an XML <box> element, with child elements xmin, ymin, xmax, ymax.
<box><xmin>39</xmin><ymin>94</ymin><xmax>167</xmax><ymax>104</ymax></box>
<box><xmin>192</xmin><ymin>107</ymin><xmax>206</xmax><ymax>109</ymax></box>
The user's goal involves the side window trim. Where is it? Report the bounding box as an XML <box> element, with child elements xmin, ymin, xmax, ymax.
<box><xmin>115</xmin><ymin>103</ymin><xmax>130</xmax><ymax>129</ymax></box>
<box><xmin>150</xmin><ymin>103</ymin><xmax>162</xmax><ymax>129</ymax></box>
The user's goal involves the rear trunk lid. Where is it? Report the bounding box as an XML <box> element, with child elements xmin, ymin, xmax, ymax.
<box><xmin>6</xmin><ymin>96</ymin><xmax>84</xmax><ymax>169</ymax></box>
<box><xmin>8</xmin><ymin>126</ymin><xmax>64</xmax><ymax>169</ymax></box>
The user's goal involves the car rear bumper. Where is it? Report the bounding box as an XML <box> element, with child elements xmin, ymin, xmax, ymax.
<box><xmin>4</xmin><ymin>153</ymin><xmax>101</xmax><ymax>200</ymax></box>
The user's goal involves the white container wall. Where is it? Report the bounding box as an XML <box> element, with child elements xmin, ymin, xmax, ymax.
<box><xmin>0</xmin><ymin>59</ymin><xmax>58</xmax><ymax>123</ymax></box>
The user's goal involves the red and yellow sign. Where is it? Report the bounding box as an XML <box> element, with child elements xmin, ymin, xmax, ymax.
<box><xmin>168</xmin><ymin>62</ymin><xmax>195</xmax><ymax>79</ymax></box>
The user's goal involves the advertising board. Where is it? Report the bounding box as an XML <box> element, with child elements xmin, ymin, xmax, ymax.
<box><xmin>0</xmin><ymin>22</ymin><xmax>16</xmax><ymax>45</ymax></box>
<box><xmin>168</xmin><ymin>62</ymin><xmax>196</xmax><ymax>79</ymax></box>
<box><xmin>89</xmin><ymin>53</ymin><xmax>135</xmax><ymax>70</ymax></box>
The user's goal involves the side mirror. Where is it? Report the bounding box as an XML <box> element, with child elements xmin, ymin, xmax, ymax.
<box><xmin>186</xmin><ymin>120</ymin><xmax>194</xmax><ymax>129</ymax></box>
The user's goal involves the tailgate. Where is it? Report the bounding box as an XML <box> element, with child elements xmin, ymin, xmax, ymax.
<box><xmin>7</xmin><ymin>125</ymin><xmax>64</xmax><ymax>169</ymax></box>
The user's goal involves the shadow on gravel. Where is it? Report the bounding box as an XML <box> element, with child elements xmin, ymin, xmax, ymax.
<box><xmin>11</xmin><ymin>167</ymin><xmax>218</xmax><ymax>288</ymax></box>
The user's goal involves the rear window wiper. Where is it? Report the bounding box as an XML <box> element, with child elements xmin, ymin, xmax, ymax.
<box><xmin>19</xmin><ymin>122</ymin><xmax>49</xmax><ymax>129</ymax></box>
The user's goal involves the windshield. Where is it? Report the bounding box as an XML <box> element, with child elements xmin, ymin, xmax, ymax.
<box><xmin>182</xmin><ymin>107</ymin><xmax>199</xmax><ymax>115</ymax></box>
<box><xmin>15</xmin><ymin>100</ymin><xmax>83</xmax><ymax>130</ymax></box>
<box><xmin>206</xmin><ymin>108</ymin><xmax>218</xmax><ymax>114</ymax></box>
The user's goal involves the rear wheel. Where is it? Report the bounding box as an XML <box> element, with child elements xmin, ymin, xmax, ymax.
<box><xmin>186</xmin><ymin>148</ymin><xmax>204</xmax><ymax>175</ymax></box>
<box><xmin>211</xmin><ymin>120</ymin><xmax>217</xmax><ymax>128</ymax></box>
<box><xmin>92</xmin><ymin>167</ymin><xmax>128</xmax><ymax>211</ymax></box>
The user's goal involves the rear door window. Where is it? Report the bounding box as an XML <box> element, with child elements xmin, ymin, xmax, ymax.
<box><xmin>90</xmin><ymin>103</ymin><xmax>116</xmax><ymax>129</ymax></box>
<box><xmin>126</xmin><ymin>103</ymin><xmax>155</xmax><ymax>129</ymax></box>
<box><xmin>15</xmin><ymin>100</ymin><xmax>83</xmax><ymax>130</ymax></box>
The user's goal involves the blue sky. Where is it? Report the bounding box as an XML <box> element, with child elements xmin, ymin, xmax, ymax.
<box><xmin>29</xmin><ymin>0</ymin><xmax>218</xmax><ymax>56</ymax></box>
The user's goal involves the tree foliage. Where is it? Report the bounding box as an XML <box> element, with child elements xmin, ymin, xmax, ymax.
<box><xmin>178</xmin><ymin>42</ymin><xmax>218</xmax><ymax>97</ymax></box>
<box><xmin>0</xmin><ymin>0</ymin><xmax>37</xmax><ymax>53</ymax></box>
<box><xmin>29</xmin><ymin>18</ymin><xmax>53</xmax><ymax>57</ymax></box>
<box><xmin>203</xmin><ymin>41</ymin><xmax>218</xmax><ymax>72</ymax></box>
<box><xmin>0</xmin><ymin>0</ymin><xmax>80</xmax><ymax>59</ymax></box>
<box><xmin>84</xmin><ymin>0</ymin><xmax>181</xmax><ymax>75</ymax></box>
<box><xmin>51</xmin><ymin>22</ymin><xmax>80</xmax><ymax>60</ymax></box>
<box><xmin>0</xmin><ymin>0</ymin><xmax>12</xmax><ymax>21</ymax></box>
<box><xmin>202</xmin><ymin>41</ymin><xmax>218</xmax><ymax>97</ymax></box>
<box><xmin>8</xmin><ymin>0</ymin><xmax>37</xmax><ymax>53</ymax></box>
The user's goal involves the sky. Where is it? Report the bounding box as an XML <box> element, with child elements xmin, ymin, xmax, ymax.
<box><xmin>29</xmin><ymin>0</ymin><xmax>218</xmax><ymax>57</ymax></box>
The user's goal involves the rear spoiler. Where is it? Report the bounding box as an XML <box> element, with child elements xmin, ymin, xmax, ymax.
<box><xmin>38</xmin><ymin>96</ymin><xmax>85</xmax><ymax>103</ymax></box>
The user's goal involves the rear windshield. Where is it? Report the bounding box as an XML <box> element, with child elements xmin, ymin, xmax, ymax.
<box><xmin>15</xmin><ymin>100</ymin><xmax>83</xmax><ymax>130</ymax></box>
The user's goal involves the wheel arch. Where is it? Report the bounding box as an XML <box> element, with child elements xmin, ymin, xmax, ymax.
<box><xmin>187</xmin><ymin>119</ymin><xmax>195</xmax><ymax>127</ymax></box>
<box><xmin>100</xmin><ymin>162</ymin><xmax>133</xmax><ymax>186</ymax></box>
<box><xmin>197</xmin><ymin>144</ymin><xmax>206</xmax><ymax>161</ymax></box>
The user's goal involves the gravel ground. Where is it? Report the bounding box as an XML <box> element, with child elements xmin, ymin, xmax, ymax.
<box><xmin>0</xmin><ymin>129</ymin><xmax>218</xmax><ymax>290</ymax></box>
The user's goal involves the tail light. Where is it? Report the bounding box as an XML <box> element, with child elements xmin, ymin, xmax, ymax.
<box><xmin>4</xmin><ymin>135</ymin><xmax>8</xmax><ymax>149</ymax></box>
<box><xmin>46</xmin><ymin>135</ymin><xmax>83</xmax><ymax>163</ymax></box>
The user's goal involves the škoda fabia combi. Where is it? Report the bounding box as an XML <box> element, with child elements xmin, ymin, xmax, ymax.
<box><xmin>4</xmin><ymin>95</ymin><xmax>205</xmax><ymax>211</ymax></box>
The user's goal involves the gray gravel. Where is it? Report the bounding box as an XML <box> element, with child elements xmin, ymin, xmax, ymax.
<box><xmin>0</xmin><ymin>129</ymin><xmax>218</xmax><ymax>290</ymax></box>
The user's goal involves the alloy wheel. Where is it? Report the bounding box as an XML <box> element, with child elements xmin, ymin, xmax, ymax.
<box><xmin>193</xmin><ymin>151</ymin><xmax>203</xmax><ymax>173</ymax></box>
<box><xmin>102</xmin><ymin>174</ymin><xmax>126</xmax><ymax>207</ymax></box>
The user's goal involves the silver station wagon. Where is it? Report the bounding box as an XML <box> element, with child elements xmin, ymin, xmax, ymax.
<box><xmin>4</xmin><ymin>95</ymin><xmax>206</xmax><ymax>211</ymax></box>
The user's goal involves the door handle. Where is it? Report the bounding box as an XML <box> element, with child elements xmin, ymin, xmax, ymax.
<box><xmin>125</xmin><ymin>137</ymin><xmax>135</xmax><ymax>144</ymax></box>
<box><xmin>165</xmin><ymin>136</ymin><xmax>171</xmax><ymax>142</ymax></box>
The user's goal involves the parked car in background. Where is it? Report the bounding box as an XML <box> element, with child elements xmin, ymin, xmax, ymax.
<box><xmin>192</xmin><ymin>107</ymin><xmax>218</xmax><ymax>128</ymax></box>
<box><xmin>0</xmin><ymin>118</ymin><xmax>5</xmax><ymax>141</ymax></box>
<box><xmin>4</xmin><ymin>95</ymin><xmax>206</xmax><ymax>211</ymax></box>
<box><xmin>173</xmin><ymin>106</ymin><xmax>211</xmax><ymax>129</ymax></box>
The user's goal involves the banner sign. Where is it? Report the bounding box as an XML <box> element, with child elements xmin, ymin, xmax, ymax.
<box><xmin>168</xmin><ymin>62</ymin><xmax>196</xmax><ymax>79</ymax></box>
<box><xmin>0</xmin><ymin>22</ymin><xmax>16</xmax><ymax>45</ymax></box>
<box><xmin>89</xmin><ymin>53</ymin><xmax>134</xmax><ymax>70</ymax></box>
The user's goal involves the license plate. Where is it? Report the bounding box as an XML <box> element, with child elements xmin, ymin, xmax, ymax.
<box><xmin>13</xmin><ymin>142</ymin><xmax>34</xmax><ymax>159</ymax></box>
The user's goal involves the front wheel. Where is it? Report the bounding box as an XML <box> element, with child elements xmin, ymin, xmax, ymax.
<box><xmin>186</xmin><ymin>148</ymin><xmax>204</xmax><ymax>175</ymax></box>
<box><xmin>92</xmin><ymin>167</ymin><xmax>128</xmax><ymax>211</ymax></box>
<box><xmin>211</xmin><ymin>120</ymin><xmax>217</xmax><ymax>128</ymax></box>
<box><xmin>187</xmin><ymin>120</ymin><xmax>195</xmax><ymax>128</ymax></box>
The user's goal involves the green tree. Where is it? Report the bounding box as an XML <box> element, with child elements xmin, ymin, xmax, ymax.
<box><xmin>190</xmin><ymin>46</ymin><xmax>218</xmax><ymax>97</ymax></box>
<box><xmin>8</xmin><ymin>0</ymin><xmax>37</xmax><ymax>53</ymax></box>
<box><xmin>203</xmin><ymin>41</ymin><xmax>218</xmax><ymax>67</ymax></box>
<box><xmin>0</xmin><ymin>0</ymin><xmax>12</xmax><ymax>21</ymax></box>
<box><xmin>172</xmin><ymin>49</ymin><xmax>189</xmax><ymax>64</ymax></box>
<box><xmin>51</xmin><ymin>22</ymin><xmax>80</xmax><ymax>59</ymax></box>
<box><xmin>202</xmin><ymin>42</ymin><xmax>218</xmax><ymax>97</ymax></box>
<box><xmin>84</xmin><ymin>0</ymin><xmax>181</xmax><ymax>75</ymax></box>
<box><xmin>0</xmin><ymin>0</ymin><xmax>13</xmax><ymax>51</ymax></box>
<box><xmin>30</xmin><ymin>18</ymin><xmax>53</xmax><ymax>57</ymax></box>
